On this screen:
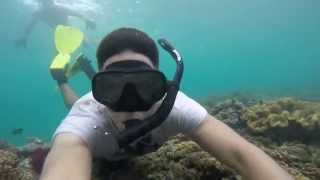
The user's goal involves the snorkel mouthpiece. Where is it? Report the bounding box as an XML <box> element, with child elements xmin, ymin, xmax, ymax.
<box><xmin>117</xmin><ymin>38</ymin><xmax>184</xmax><ymax>148</ymax></box>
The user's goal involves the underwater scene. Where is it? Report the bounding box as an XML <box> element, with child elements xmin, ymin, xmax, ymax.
<box><xmin>0</xmin><ymin>0</ymin><xmax>320</xmax><ymax>179</ymax></box>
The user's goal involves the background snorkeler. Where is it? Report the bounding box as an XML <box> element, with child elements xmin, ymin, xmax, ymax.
<box><xmin>16</xmin><ymin>0</ymin><xmax>96</xmax><ymax>47</ymax></box>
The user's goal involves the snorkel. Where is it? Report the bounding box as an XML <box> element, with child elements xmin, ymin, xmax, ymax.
<box><xmin>116</xmin><ymin>38</ymin><xmax>184</xmax><ymax>148</ymax></box>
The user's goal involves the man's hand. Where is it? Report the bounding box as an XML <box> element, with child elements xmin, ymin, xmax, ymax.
<box><xmin>40</xmin><ymin>133</ymin><xmax>92</xmax><ymax>180</ymax></box>
<box><xmin>50</xmin><ymin>68</ymin><xmax>68</xmax><ymax>84</ymax></box>
<box><xmin>190</xmin><ymin>115</ymin><xmax>294</xmax><ymax>180</ymax></box>
<box><xmin>76</xmin><ymin>54</ymin><xmax>96</xmax><ymax>79</ymax></box>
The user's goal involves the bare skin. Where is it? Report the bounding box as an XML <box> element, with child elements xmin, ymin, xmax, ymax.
<box><xmin>58</xmin><ymin>83</ymin><xmax>79</xmax><ymax>109</ymax></box>
<box><xmin>191</xmin><ymin>115</ymin><xmax>294</xmax><ymax>180</ymax></box>
<box><xmin>55</xmin><ymin>55</ymin><xmax>96</xmax><ymax>109</ymax></box>
<box><xmin>41</xmin><ymin>51</ymin><xmax>294</xmax><ymax>180</ymax></box>
<box><xmin>40</xmin><ymin>133</ymin><xmax>92</xmax><ymax>180</ymax></box>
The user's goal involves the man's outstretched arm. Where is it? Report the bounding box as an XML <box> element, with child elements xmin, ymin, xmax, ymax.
<box><xmin>58</xmin><ymin>82</ymin><xmax>79</xmax><ymax>109</ymax></box>
<box><xmin>50</xmin><ymin>66</ymin><xmax>80</xmax><ymax>109</ymax></box>
<box><xmin>40</xmin><ymin>133</ymin><xmax>92</xmax><ymax>180</ymax></box>
<box><xmin>191</xmin><ymin>115</ymin><xmax>294</xmax><ymax>180</ymax></box>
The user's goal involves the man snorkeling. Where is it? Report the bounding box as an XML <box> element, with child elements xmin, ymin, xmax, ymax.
<box><xmin>16</xmin><ymin>0</ymin><xmax>96</xmax><ymax>47</ymax></box>
<box><xmin>41</xmin><ymin>28</ymin><xmax>293</xmax><ymax>180</ymax></box>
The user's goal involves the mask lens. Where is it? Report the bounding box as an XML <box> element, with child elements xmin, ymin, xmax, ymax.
<box><xmin>131</xmin><ymin>71</ymin><xmax>166</xmax><ymax>103</ymax></box>
<box><xmin>92</xmin><ymin>71</ymin><xmax>167</xmax><ymax>107</ymax></box>
<box><xmin>93</xmin><ymin>72</ymin><xmax>126</xmax><ymax>104</ymax></box>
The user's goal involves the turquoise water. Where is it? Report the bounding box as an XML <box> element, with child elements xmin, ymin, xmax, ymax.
<box><xmin>1</xmin><ymin>0</ymin><xmax>320</xmax><ymax>145</ymax></box>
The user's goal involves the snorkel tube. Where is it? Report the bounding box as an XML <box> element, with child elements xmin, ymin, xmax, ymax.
<box><xmin>117</xmin><ymin>39</ymin><xmax>184</xmax><ymax>148</ymax></box>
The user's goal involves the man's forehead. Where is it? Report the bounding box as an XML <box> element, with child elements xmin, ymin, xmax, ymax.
<box><xmin>102</xmin><ymin>51</ymin><xmax>155</xmax><ymax>70</ymax></box>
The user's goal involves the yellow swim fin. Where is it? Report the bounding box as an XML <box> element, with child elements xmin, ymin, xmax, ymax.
<box><xmin>65</xmin><ymin>54</ymin><xmax>83</xmax><ymax>78</ymax></box>
<box><xmin>55</xmin><ymin>25</ymin><xmax>84</xmax><ymax>54</ymax></box>
<box><xmin>50</xmin><ymin>25</ymin><xmax>84</xmax><ymax>71</ymax></box>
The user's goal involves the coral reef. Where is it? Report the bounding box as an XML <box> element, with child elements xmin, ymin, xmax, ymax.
<box><xmin>16</xmin><ymin>137</ymin><xmax>50</xmax><ymax>175</ymax></box>
<box><xmin>19</xmin><ymin>137</ymin><xmax>50</xmax><ymax>157</ymax></box>
<box><xmin>130</xmin><ymin>135</ymin><xmax>236</xmax><ymax>180</ymax></box>
<box><xmin>0</xmin><ymin>149</ymin><xmax>19</xmax><ymax>177</ymax></box>
<box><xmin>243</xmin><ymin>134</ymin><xmax>320</xmax><ymax>179</ymax></box>
<box><xmin>202</xmin><ymin>92</ymin><xmax>260</xmax><ymax>108</ymax></box>
<box><xmin>0</xmin><ymin>139</ymin><xmax>19</xmax><ymax>153</ymax></box>
<box><xmin>0</xmin><ymin>137</ymin><xmax>50</xmax><ymax>180</ymax></box>
<box><xmin>29</xmin><ymin>147</ymin><xmax>49</xmax><ymax>174</ymax></box>
<box><xmin>206</xmin><ymin>99</ymin><xmax>246</xmax><ymax>130</ymax></box>
<box><xmin>92</xmin><ymin>134</ymin><xmax>319</xmax><ymax>180</ymax></box>
<box><xmin>0</xmin><ymin>139</ymin><xmax>10</xmax><ymax>150</ymax></box>
<box><xmin>241</xmin><ymin>97</ymin><xmax>320</xmax><ymax>142</ymax></box>
<box><xmin>0</xmin><ymin>149</ymin><xmax>35</xmax><ymax>180</ymax></box>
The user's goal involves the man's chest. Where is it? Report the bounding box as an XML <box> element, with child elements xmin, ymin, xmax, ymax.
<box><xmin>93</xmin><ymin>128</ymin><xmax>163</xmax><ymax>161</ymax></box>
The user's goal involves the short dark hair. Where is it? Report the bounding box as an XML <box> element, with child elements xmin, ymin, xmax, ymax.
<box><xmin>96</xmin><ymin>28</ymin><xmax>159</xmax><ymax>69</ymax></box>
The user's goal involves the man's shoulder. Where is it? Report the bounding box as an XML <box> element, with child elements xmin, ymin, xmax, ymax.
<box><xmin>69</xmin><ymin>91</ymin><xmax>105</xmax><ymax>115</ymax></box>
<box><xmin>53</xmin><ymin>92</ymin><xmax>106</xmax><ymax>149</ymax></box>
<box><xmin>158</xmin><ymin>91</ymin><xmax>208</xmax><ymax>136</ymax></box>
<box><xmin>75</xmin><ymin>92</ymin><xmax>101</xmax><ymax>105</ymax></box>
<box><xmin>172</xmin><ymin>91</ymin><xmax>207</xmax><ymax>114</ymax></box>
<box><xmin>173</xmin><ymin>91</ymin><xmax>199</xmax><ymax>110</ymax></box>
<box><xmin>77</xmin><ymin>91</ymin><xmax>94</xmax><ymax>101</ymax></box>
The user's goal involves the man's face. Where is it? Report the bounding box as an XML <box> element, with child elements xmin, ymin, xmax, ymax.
<box><xmin>99</xmin><ymin>50</ymin><xmax>159</xmax><ymax>129</ymax></box>
<box><xmin>101</xmin><ymin>50</ymin><xmax>156</xmax><ymax>71</ymax></box>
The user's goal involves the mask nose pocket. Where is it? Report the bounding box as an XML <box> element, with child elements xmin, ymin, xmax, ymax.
<box><xmin>120</xmin><ymin>83</ymin><xmax>141</xmax><ymax>107</ymax></box>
